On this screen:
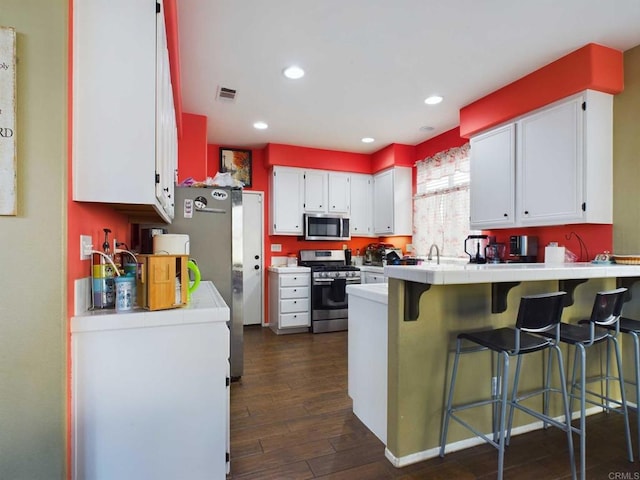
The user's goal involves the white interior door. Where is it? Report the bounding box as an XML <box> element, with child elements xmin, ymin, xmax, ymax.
<box><xmin>242</xmin><ymin>191</ymin><xmax>264</xmax><ymax>325</ymax></box>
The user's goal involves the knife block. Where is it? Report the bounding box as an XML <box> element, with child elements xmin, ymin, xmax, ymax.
<box><xmin>136</xmin><ymin>254</ymin><xmax>188</xmax><ymax>310</ymax></box>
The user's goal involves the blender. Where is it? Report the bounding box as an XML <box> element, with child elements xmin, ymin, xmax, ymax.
<box><xmin>464</xmin><ymin>235</ymin><xmax>494</xmax><ymax>264</ymax></box>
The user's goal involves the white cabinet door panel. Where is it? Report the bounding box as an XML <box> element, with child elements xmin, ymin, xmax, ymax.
<box><xmin>350</xmin><ymin>174</ymin><xmax>373</xmax><ymax>236</ymax></box>
<box><xmin>271</xmin><ymin>167</ymin><xmax>304</xmax><ymax>234</ymax></box>
<box><xmin>470</xmin><ymin>124</ymin><xmax>515</xmax><ymax>228</ymax></box>
<box><xmin>328</xmin><ymin>173</ymin><xmax>350</xmax><ymax>213</ymax></box>
<box><xmin>304</xmin><ymin>170</ymin><xmax>327</xmax><ymax>212</ymax></box>
<box><xmin>518</xmin><ymin>97</ymin><xmax>583</xmax><ymax>225</ymax></box>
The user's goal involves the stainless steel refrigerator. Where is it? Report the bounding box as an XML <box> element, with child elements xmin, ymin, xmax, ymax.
<box><xmin>165</xmin><ymin>186</ymin><xmax>243</xmax><ymax>378</ymax></box>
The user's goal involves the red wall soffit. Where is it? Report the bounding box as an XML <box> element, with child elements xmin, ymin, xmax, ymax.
<box><xmin>264</xmin><ymin>143</ymin><xmax>372</xmax><ymax>173</ymax></box>
<box><xmin>459</xmin><ymin>43</ymin><xmax>624</xmax><ymax>138</ymax></box>
<box><xmin>163</xmin><ymin>0</ymin><xmax>183</xmax><ymax>137</ymax></box>
<box><xmin>415</xmin><ymin>127</ymin><xmax>467</xmax><ymax>160</ymax></box>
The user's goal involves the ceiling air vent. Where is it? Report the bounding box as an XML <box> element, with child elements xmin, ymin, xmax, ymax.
<box><xmin>217</xmin><ymin>86</ymin><xmax>237</xmax><ymax>101</ymax></box>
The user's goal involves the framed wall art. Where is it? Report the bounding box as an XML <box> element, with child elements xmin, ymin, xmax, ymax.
<box><xmin>0</xmin><ymin>26</ymin><xmax>17</xmax><ymax>215</ymax></box>
<box><xmin>219</xmin><ymin>148</ymin><xmax>252</xmax><ymax>187</ymax></box>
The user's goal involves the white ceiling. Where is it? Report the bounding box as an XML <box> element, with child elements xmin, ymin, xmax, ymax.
<box><xmin>176</xmin><ymin>0</ymin><xmax>640</xmax><ymax>155</ymax></box>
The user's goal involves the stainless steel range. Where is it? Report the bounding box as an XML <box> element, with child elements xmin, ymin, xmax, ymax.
<box><xmin>299</xmin><ymin>249</ymin><xmax>361</xmax><ymax>333</ymax></box>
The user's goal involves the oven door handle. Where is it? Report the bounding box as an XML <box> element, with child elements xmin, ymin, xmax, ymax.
<box><xmin>313</xmin><ymin>278</ymin><xmax>361</xmax><ymax>285</ymax></box>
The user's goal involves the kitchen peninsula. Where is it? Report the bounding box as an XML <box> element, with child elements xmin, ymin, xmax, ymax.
<box><xmin>374</xmin><ymin>262</ymin><xmax>640</xmax><ymax>467</ymax></box>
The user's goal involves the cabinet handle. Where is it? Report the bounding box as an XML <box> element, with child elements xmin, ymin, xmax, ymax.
<box><xmin>503</xmin><ymin>213</ymin><xmax>508</xmax><ymax>217</ymax></box>
<box><xmin>293</xmin><ymin>289</ymin><xmax>297</xmax><ymax>292</ymax></box>
<box><xmin>254</xmin><ymin>255</ymin><xmax>259</xmax><ymax>260</ymax></box>
<box><xmin>254</xmin><ymin>265</ymin><xmax>259</xmax><ymax>270</ymax></box>
<box><xmin>293</xmin><ymin>300</ymin><xmax>297</xmax><ymax>303</ymax></box>
<box><xmin>524</xmin><ymin>210</ymin><xmax>529</xmax><ymax>215</ymax></box>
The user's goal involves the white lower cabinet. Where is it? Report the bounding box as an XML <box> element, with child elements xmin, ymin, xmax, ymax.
<box><xmin>268</xmin><ymin>267</ymin><xmax>311</xmax><ymax>334</ymax></box>
<box><xmin>363</xmin><ymin>271</ymin><xmax>387</xmax><ymax>284</ymax></box>
<box><xmin>71</xmin><ymin>282</ymin><xmax>230</xmax><ymax>480</ymax></box>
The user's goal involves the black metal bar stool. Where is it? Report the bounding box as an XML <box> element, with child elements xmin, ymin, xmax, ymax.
<box><xmin>541</xmin><ymin>287</ymin><xmax>634</xmax><ymax>480</ymax></box>
<box><xmin>440</xmin><ymin>291</ymin><xmax>576</xmax><ymax>480</ymax></box>
<box><xmin>590</xmin><ymin>314</ymin><xmax>640</xmax><ymax>459</ymax></box>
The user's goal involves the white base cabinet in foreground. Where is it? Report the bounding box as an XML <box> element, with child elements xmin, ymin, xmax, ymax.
<box><xmin>347</xmin><ymin>283</ymin><xmax>389</xmax><ymax>443</ymax></box>
<box><xmin>71</xmin><ymin>282</ymin><xmax>230</xmax><ymax>480</ymax></box>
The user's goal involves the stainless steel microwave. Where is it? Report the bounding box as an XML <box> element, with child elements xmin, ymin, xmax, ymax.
<box><xmin>303</xmin><ymin>213</ymin><xmax>350</xmax><ymax>241</ymax></box>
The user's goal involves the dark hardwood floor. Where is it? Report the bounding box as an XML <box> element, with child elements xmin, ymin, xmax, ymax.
<box><xmin>228</xmin><ymin>325</ymin><xmax>639</xmax><ymax>479</ymax></box>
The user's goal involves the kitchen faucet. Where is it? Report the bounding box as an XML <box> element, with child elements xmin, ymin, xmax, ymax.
<box><xmin>427</xmin><ymin>244</ymin><xmax>440</xmax><ymax>265</ymax></box>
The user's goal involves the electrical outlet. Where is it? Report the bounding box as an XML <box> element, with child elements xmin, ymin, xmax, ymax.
<box><xmin>80</xmin><ymin>235</ymin><xmax>92</xmax><ymax>260</ymax></box>
<box><xmin>271</xmin><ymin>244</ymin><xmax>282</xmax><ymax>252</ymax></box>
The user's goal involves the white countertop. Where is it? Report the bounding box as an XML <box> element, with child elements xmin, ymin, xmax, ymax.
<box><xmin>384</xmin><ymin>262</ymin><xmax>640</xmax><ymax>285</ymax></box>
<box><xmin>346</xmin><ymin>283</ymin><xmax>388</xmax><ymax>304</ymax></box>
<box><xmin>267</xmin><ymin>265</ymin><xmax>311</xmax><ymax>274</ymax></box>
<box><xmin>71</xmin><ymin>281</ymin><xmax>229</xmax><ymax>332</ymax></box>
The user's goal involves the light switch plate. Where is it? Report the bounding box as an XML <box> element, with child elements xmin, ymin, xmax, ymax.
<box><xmin>271</xmin><ymin>244</ymin><xmax>282</xmax><ymax>252</ymax></box>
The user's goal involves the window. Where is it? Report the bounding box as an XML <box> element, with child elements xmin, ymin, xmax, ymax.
<box><xmin>413</xmin><ymin>143</ymin><xmax>477</xmax><ymax>258</ymax></box>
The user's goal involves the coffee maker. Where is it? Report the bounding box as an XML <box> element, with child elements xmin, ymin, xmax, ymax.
<box><xmin>508</xmin><ymin>235</ymin><xmax>538</xmax><ymax>263</ymax></box>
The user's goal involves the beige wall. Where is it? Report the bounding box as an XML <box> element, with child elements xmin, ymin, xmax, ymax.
<box><xmin>614</xmin><ymin>45</ymin><xmax>640</xmax><ymax>252</ymax></box>
<box><xmin>0</xmin><ymin>1</ymin><xmax>67</xmax><ymax>478</ymax></box>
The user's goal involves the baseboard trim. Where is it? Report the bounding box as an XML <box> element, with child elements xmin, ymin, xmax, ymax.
<box><xmin>384</xmin><ymin>406</ymin><xmax>603</xmax><ymax>468</ymax></box>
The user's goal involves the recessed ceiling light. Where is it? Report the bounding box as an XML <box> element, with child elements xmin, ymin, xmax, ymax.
<box><xmin>424</xmin><ymin>95</ymin><xmax>443</xmax><ymax>105</ymax></box>
<box><xmin>253</xmin><ymin>121</ymin><xmax>268</xmax><ymax>130</ymax></box>
<box><xmin>361</xmin><ymin>137</ymin><xmax>375</xmax><ymax>143</ymax></box>
<box><xmin>283</xmin><ymin>65</ymin><xmax>305</xmax><ymax>79</ymax></box>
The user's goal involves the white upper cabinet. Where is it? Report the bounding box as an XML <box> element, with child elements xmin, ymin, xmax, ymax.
<box><xmin>303</xmin><ymin>170</ymin><xmax>327</xmax><ymax>213</ymax></box>
<box><xmin>373</xmin><ymin>167</ymin><xmax>412</xmax><ymax>236</ymax></box>
<box><xmin>469</xmin><ymin>90</ymin><xmax>612</xmax><ymax>229</ymax></box>
<box><xmin>303</xmin><ymin>171</ymin><xmax>350</xmax><ymax>214</ymax></box>
<box><xmin>328</xmin><ymin>173</ymin><xmax>351</xmax><ymax>214</ymax></box>
<box><xmin>350</xmin><ymin>174</ymin><xmax>374</xmax><ymax>236</ymax></box>
<box><xmin>270</xmin><ymin>167</ymin><xmax>304</xmax><ymax>235</ymax></box>
<box><xmin>73</xmin><ymin>0</ymin><xmax>177</xmax><ymax>223</ymax></box>
<box><xmin>469</xmin><ymin>124</ymin><xmax>516</xmax><ymax>229</ymax></box>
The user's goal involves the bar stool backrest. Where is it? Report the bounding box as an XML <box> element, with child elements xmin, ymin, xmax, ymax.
<box><xmin>516</xmin><ymin>291</ymin><xmax>567</xmax><ymax>338</ymax></box>
<box><xmin>589</xmin><ymin>287</ymin><xmax>627</xmax><ymax>328</ymax></box>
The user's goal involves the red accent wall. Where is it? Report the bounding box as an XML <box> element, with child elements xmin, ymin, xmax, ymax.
<box><xmin>177</xmin><ymin>113</ymin><xmax>208</xmax><ymax>183</ymax></box>
<box><xmin>486</xmin><ymin>224</ymin><xmax>613</xmax><ymax>263</ymax></box>
<box><xmin>265</xmin><ymin>143</ymin><xmax>371</xmax><ymax>173</ymax></box>
<box><xmin>459</xmin><ymin>43</ymin><xmax>624</xmax><ymax>138</ymax></box>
